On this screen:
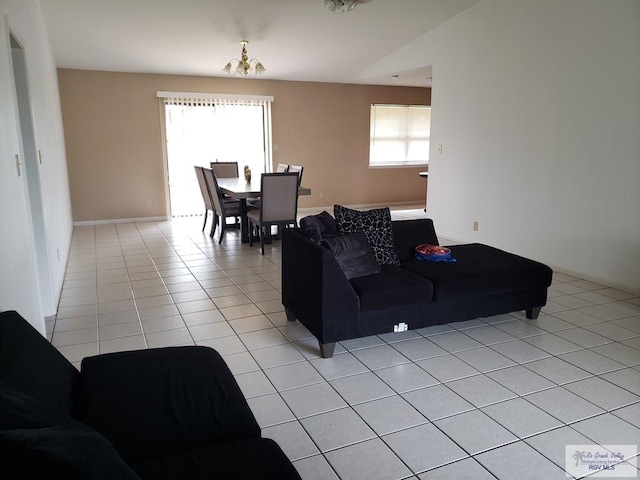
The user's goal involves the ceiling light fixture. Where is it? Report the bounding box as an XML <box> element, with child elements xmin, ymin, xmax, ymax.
<box><xmin>324</xmin><ymin>0</ymin><xmax>359</xmax><ymax>14</ymax></box>
<box><xmin>223</xmin><ymin>40</ymin><xmax>266</xmax><ymax>76</ymax></box>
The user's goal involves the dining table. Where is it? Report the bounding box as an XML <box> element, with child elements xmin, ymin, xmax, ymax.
<box><xmin>216</xmin><ymin>176</ymin><xmax>311</xmax><ymax>243</ymax></box>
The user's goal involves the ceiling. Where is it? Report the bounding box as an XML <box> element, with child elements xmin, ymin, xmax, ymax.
<box><xmin>39</xmin><ymin>0</ymin><xmax>481</xmax><ymax>88</ymax></box>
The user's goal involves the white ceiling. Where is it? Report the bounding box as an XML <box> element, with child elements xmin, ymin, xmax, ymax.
<box><xmin>39</xmin><ymin>0</ymin><xmax>481</xmax><ymax>88</ymax></box>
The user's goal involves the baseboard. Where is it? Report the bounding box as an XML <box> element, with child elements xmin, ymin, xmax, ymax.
<box><xmin>544</xmin><ymin>265</ymin><xmax>640</xmax><ymax>296</ymax></box>
<box><xmin>437</xmin><ymin>232</ymin><xmax>639</xmax><ymax>295</ymax></box>
<box><xmin>73</xmin><ymin>216</ymin><xmax>169</xmax><ymax>226</ymax></box>
<box><xmin>298</xmin><ymin>201</ymin><xmax>424</xmax><ymax>214</ymax></box>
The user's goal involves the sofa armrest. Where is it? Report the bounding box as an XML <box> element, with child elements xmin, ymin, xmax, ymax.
<box><xmin>74</xmin><ymin>346</ymin><xmax>259</xmax><ymax>463</ymax></box>
<box><xmin>392</xmin><ymin>219</ymin><xmax>439</xmax><ymax>262</ymax></box>
<box><xmin>282</xmin><ymin>229</ymin><xmax>360</xmax><ymax>344</ymax></box>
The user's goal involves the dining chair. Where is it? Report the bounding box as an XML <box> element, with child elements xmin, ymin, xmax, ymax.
<box><xmin>211</xmin><ymin>161</ymin><xmax>243</xmax><ymax>207</ymax></box>
<box><xmin>287</xmin><ymin>164</ymin><xmax>304</xmax><ymax>185</ymax></box>
<box><xmin>203</xmin><ymin>167</ymin><xmax>242</xmax><ymax>243</ymax></box>
<box><xmin>194</xmin><ymin>166</ymin><xmax>216</xmax><ymax>236</ymax></box>
<box><xmin>210</xmin><ymin>161</ymin><xmax>239</xmax><ymax>178</ymax></box>
<box><xmin>247</xmin><ymin>173</ymin><xmax>300</xmax><ymax>255</ymax></box>
<box><xmin>249</xmin><ymin>163</ymin><xmax>288</xmax><ymax>209</ymax></box>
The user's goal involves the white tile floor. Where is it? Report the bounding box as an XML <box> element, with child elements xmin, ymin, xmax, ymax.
<box><xmin>51</xmin><ymin>208</ymin><xmax>640</xmax><ymax>479</ymax></box>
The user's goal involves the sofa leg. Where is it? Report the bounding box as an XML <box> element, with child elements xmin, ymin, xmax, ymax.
<box><xmin>284</xmin><ymin>308</ymin><xmax>296</xmax><ymax>322</ymax></box>
<box><xmin>526</xmin><ymin>307</ymin><xmax>542</xmax><ymax>319</ymax></box>
<box><xmin>320</xmin><ymin>342</ymin><xmax>336</xmax><ymax>358</ymax></box>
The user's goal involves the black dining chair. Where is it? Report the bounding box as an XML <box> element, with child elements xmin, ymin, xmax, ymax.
<box><xmin>211</xmin><ymin>161</ymin><xmax>242</xmax><ymax>211</ymax></box>
<box><xmin>203</xmin><ymin>167</ymin><xmax>243</xmax><ymax>243</ymax></box>
<box><xmin>287</xmin><ymin>164</ymin><xmax>304</xmax><ymax>185</ymax></box>
<box><xmin>194</xmin><ymin>166</ymin><xmax>216</xmax><ymax>236</ymax></box>
<box><xmin>247</xmin><ymin>173</ymin><xmax>300</xmax><ymax>255</ymax></box>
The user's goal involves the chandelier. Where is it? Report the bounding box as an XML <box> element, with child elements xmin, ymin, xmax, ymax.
<box><xmin>324</xmin><ymin>0</ymin><xmax>359</xmax><ymax>14</ymax></box>
<box><xmin>223</xmin><ymin>40</ymin><xmax>266</xmax><ymax>76</ymax></box>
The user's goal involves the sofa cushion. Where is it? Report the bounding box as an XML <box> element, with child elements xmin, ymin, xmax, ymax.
<box><xmin>0</xmin><ymin>381</ymin><xmax>140</xmax><ymax>480</ymax></box>
<box><xmin>75</xmin><ymin>346</ymin><xmax>260</xmax><ymax>463</ymax></box>
<box><xmin>349</xmin><ymin>267</ymin><xmax>433</xmax><ymax>311</ymax></box>
<box><xmin>299</xmin><ymin>211</ymin><xmax>337</xmax><ymax>242</ymax></box>
<box><xmin>0</xmin><ymin>310</ymin><xmax>79</xmax><ymax>415</ymax></box>
<box><xmin>402</xmin><ymin>243</ymin><xmax>553</xmax><ymax>301</ymax></box>
<box><xmin>334</xmin><ymin>205</ymin><xmax>400</xmax><ymax>266</ymax></box>
<box><xmin>131</xmin><ymin>437</ymin><xmax>301</xmax><ymax>480</ymax></box>
<box><xmin>321</xmin><ymin>232</ymin><xmax>381</xmax><ymax>279</ymax></box>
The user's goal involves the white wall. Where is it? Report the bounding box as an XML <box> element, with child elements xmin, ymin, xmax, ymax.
<box><xmin>362</xmin><ymin>0</ymin><xmax>640</xmax><ymax>292</ymax></box>
<box><xmin>0</xmin><ymin>0</ymin><xmax>72</xmax><ymax>332</ymax></box>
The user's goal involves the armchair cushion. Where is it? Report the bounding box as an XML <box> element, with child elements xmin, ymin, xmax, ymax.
<box><xmin>0</xmin><ymin>381</ymin><xmax>139</xmax><ymax>480</ymax></box>
<box><xmin>334</xmin><ymin>205</ymin><xmax>400</xmax><ymax>266</ymax></box>
<box><xmin>74</xmin><ymin>346</ymin><xmax>260</xmax><ymax>463</ymax></box>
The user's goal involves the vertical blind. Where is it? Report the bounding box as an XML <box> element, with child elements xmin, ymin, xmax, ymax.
<box><xmin>369</xmin><ymin>104</ymin><xmax>430</xmax><ymax>167</ymax></box>
<box><xmin>157</xmin><ymin>92</ymin><xmax>273</xmax><ymax>217</ymax></box>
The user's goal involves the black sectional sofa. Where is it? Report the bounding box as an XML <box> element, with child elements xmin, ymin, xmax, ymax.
<box><xmin>282</xmin><ymin>212</ymin><xmax>553</xmax><ymax>358</ymax></box>
<box><xmin>0</xmin><ymin>311</ymin><xmax>301</xmax><ymax>479</ymax></box>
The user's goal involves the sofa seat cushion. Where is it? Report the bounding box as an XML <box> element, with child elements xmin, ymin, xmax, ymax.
<box><xmin>75</xmin><ymin>346</ymin><xmax>260</xmax><ymax>463</ymax></box>
<box><xmin>349</xmin><ymin>267</ymin><xmax>433</xmax><ymax>311</ymax></box>
<box><xmin>0</xmin><ymin>381</ymin><xmax>140</xmax><ymax>480</ymax></box>
<box><xmin>131</xmin><ymin>437</ymin><xmax>301</xmax><ymax>480</ymax></box>
<box><xmin>401</xmin><ymin>243</ymin><xmax>553</xmax><ymax>301</ymax></box>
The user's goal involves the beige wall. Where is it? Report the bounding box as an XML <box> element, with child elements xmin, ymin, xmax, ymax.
<box><xmin>58</xmin><ymin>69</ymin><xmax>430</xmax><ymax>222</ymax></box>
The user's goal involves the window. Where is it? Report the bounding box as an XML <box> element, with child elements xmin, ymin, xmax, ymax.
<box><xmin>369</xmin><ymin>104</ymin><xmax>430</xmax><ymax>168</ymax></box>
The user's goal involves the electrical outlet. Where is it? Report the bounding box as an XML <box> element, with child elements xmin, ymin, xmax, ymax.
<box><xmin>473</xmin><ymin>221</ymin><xmax>479</xmax><ymax>232</ymax></box>
<box><xmin>319</xmin><ymin>192</ymin><xmax>325</xmax><ymax>200</ymax></box>
<box><xmin>146</xmin><ymin>200</ymin><xmax>151</xmax><ymax>209</ymax></box>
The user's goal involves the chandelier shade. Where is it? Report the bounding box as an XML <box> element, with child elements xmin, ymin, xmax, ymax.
<box><xmin>324</xmin><ymin>0</ymin><xmax>358</xmax><ymax>14</ymax></box>
<box><xmin>223</xmin><ymin>40</ymin><xmax>265</xmax><ymax>76</ymax></box>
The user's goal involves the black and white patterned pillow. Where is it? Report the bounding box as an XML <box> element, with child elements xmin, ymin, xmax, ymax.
<box><xmin>334</xmin><ymin>205</ymin><xmax>400</xmax><ymax>266</ymax></box>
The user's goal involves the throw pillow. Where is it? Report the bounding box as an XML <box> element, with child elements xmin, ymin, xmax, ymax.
<box><xmin>321</xmin><ymin>232</ymin><xmax>381</xmax><ymax>279</ymax></box>
<box><xmin>299</xmin><ymin>211</ymin><xmax>337</xmax><ymax>242</ymax></box>
<box><xmin>0</xmin><ymin>381</ymin><xmax>140</xmax><ymax>480</ymax></box>
<box><xmin>334</xmin><ymin>205</ymin><xmax>400</xmax><ymax>266</ymax></box>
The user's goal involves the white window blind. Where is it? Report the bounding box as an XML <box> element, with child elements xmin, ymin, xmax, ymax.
<box><xmin>369</xmin><ymin>104</ymin><xmax>430</xmax><ymax>168</ymax></box>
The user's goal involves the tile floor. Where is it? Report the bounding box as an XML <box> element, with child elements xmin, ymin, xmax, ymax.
<box><xmin>51</xmin><ymin>208</ymin><xmax>640</xmax><ymax>479</ymax></box>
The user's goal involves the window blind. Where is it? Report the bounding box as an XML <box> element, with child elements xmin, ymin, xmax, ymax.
<box><xmin>369</xmin><ymin>104</ymin><xmax>430</xmax><ymax>167</ymax></box>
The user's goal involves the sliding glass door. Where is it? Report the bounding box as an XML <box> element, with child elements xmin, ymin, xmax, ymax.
<box><xmin>160</xmin><ymin>93</ymin><xmax>273</xmax><ymax>217</ymax></box>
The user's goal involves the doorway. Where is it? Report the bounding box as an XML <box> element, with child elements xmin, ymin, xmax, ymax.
<box><xmin>162</xmin><ymin>97</ymin><xmax>272</xmax><ymax>218</ymax></box>
<box><xmin>10</xmin><ymin>33</ymin><xmax>54</xmax><ymax>315</ymax></box>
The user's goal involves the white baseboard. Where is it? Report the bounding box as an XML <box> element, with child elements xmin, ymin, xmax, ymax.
<box><xmin>73</xmin><ymin>216</ymin><xmax>169</xmax><ymax>226</ymax></box>
<box><xmin>74</xmin><ymin>204</ymin><xmax>426</xmax><ymax>226</ymax></box>
<box><xmin>437</xmin><ymin>232</ymin><xmax>640</xmax><ymax>295</ymax></box>
<box><xmin>298</xmin><ymin>201</ymin><xmax>424</xmax><ymax>214</ymax></box>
